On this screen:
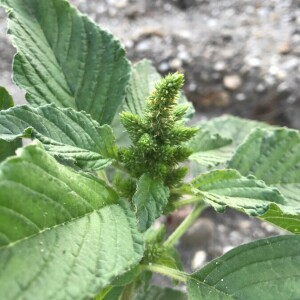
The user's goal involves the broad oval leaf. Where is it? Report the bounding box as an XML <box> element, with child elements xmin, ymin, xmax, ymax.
<box><xmin>0</xmin><ymin>143</ymin><xmax>143</xmax><ymax>300</ymax></box>
<box><xmin>0</xmin><ymin>104</ymin><xmax>117</xmax><ymax>170</ymax></box>
<box><xmin>229</xmin><ymin>128</ymin><xmax>300</xmax><ymax>233</ymax></box>
<box><xmin>1</xmin><ymin>0</ymin><xmax>130</xmax><ymax>124</ymax></box>
<box><xmin>133</xmin><ymin>174</ymin><xmax>169</xmax><ymax>232</ymax></box>
<box><xmin>188</xmin><ymin>235</ymin><xmax>300</xmax><ymax>300</ymax></box>
<box><xmin>0</xmin><ymin>87</ymin><xmax>21</xmax><ymax>162</ymax></box>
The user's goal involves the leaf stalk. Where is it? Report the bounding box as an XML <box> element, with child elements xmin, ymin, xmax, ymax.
<box><xmin>164</xmin><ymin>202</ymin><xmax>207</xmax><ymax>247</ymax></box>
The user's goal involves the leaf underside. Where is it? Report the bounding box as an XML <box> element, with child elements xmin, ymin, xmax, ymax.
<box><xmin>193</xmin><ymin>169</ymin><xmax>285</xmax><ymax>214</ymax></box>
<box><xmin>0</xmin><ymin>144</ymin><xmax>143</xmax><ymax>300</ymax></box>
<box><xmin>193</xmin><ymin>168</ymin><xmax>300</xmax><ymax>233</ymax></box>
<box><xmin>189</xmin><ymin>115</ymin><xmax>272</xmax><ymax>172</ymax></box>
<box><xmin>1</xmin><ymin>0</ymin><xmax>130</xmax><ymax>125</ymax></box>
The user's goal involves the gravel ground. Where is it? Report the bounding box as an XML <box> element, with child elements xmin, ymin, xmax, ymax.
<box><xmin>0</xmin><ymin>0</ymin><xmax>297</xmax><ymax>273</ymax></box>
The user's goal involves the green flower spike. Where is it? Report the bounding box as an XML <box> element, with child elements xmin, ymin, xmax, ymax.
<box><xmin>119</xmin><ymin>72</ymin><xmax>197</xmax><ymax>188</ymax></box>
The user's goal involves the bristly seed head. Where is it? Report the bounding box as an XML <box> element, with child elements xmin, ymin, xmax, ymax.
<box><xmin>119</xmin><ymin>72</ymin><xmax>197</xmax><ymax>188</ymax></box>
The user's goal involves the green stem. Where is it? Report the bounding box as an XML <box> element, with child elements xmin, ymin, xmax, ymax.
<box><xmin>164</xmin><ymin>202</ymin><xmax>207</xmax><ymax>247</ymax></box>
<box><xmin>171</xmin><ymin>185</ymin><xmax>195</xmax><ymax>196</ymax></box>
<box><xmin>173</xmin><ymin>194</ymin><xmax>205</xmax><ymax>209</ymax></box>
<box><xmin>120</xmin><ymin>282</ymin><xmax>135</xmax><ymax>300</ymax></box>
<box><xmin>141</xmin><ymin>264</ymin><xmax>187</xmax><ymax>282</ymax></box>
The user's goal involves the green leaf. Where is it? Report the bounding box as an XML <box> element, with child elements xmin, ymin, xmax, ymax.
<box><xmin>229</xmin><ymin>128</ymin><xmax>300</xmax><ymax>233</ymax></box>
<box><xmin>135</xmin><ymin>286</ymin><xmax>187</xmax><ymax>300</ymax></box>
<box><xmin>0</xmin><ymin>87</ymin><xmax>21</xmax><ymax>162</ymax></box>
<box><xmin>0</xmin><ymin>143</ymin><xmax>143</xmax><ymax>300</ymax></box>
<box><xmin>191</xmin><ymin>169</ymin><xmax>300</xmax><ymax>233</ymax></box>
<box><xmin>187</xmin><ymin>235</ymin><xmax>300</xmax><ymax>300</ymax></box>
<box><xmin>112</xmin><ymin>266</ymin><xmax>140</xmax><ymax>286</ymax></box>
<box><xmin>189</xmin><ymin>115</ymin><xmax>272</xmax><ymax>171</ymax></box>
<box><xmin>111</xmin><ymin>104</ymin><xmax>131</xmax><ymax>147</ymax></box>
<box><xmin>192</xmin><ymin>169</ymin><xmax>285</xmax><ymax>215</ymax></box>
<box><xmin>0</xmin><ymin>87</ymin><xmax>14</xmax><ymax>109</ymax></box>
<box><xmin>96</xmin><ymin>286</ymin><xmax>123</xmax><ymax>300</ymax></box>
<box><xmin>133</xmin><ymin>174</ymin><xmax>169</xmax><ymax>232</ymax></box>
<box><xmin>189</xmin><ymin>129</ymin><xmax>232</xmax><ymax>169</ymax></box>
<box><xmin>1</xmin><ymin>0</ymin><xmax>130</xmax><ymax>125</ymax></box>
<box><xmin>0</xmin><ymin>104</ymin><xmax>117</xmax><ymax>170</ymax></box>
<box><xmin>200</xmin><ymin>115</ymin><xmax>272</xmax><ymax>146</ymax></box>
<box><xmin>125</xmin><ymin>59</ymin><xmax>161</xmax><ymax>116</ymax></box>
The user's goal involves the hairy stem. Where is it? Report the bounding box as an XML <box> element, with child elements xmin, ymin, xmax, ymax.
<box><xmin>164</xmin><ymin>202</ymin><xmax>207</xmax><ymax>247</ymax></box>
<box><xmin>141</xmin><ymin>264</ymin><xmax>187</xmax><ymax>282</ymax></box>
<box><xmin>173</xmin><ymin>194</ymin><xmax>205</xmax><ymax>209</ymax></box>
<box><xmin>170</xmin><ymin>185</ymin><xmax>195</xmax><ymax>196</ymax></box>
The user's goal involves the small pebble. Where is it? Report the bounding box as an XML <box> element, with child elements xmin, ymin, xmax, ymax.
<box><xmin>214</xmin><ymin>61</ymin><xmax>227</xmax><ymax>72</ymax></box>
<box><xmin>236</xmin><ymin>93</ymin><xmax>246</xmax><ymax>101</ymax></box>
<box><xmin>158</xmin><ymin>62</ymin><xmax>169</xmax><ymax>72</ymax></box>
<box><xmin>191</xmin><ymin>250</ymin><xmax>207</xmax><ymax>270</ymax></box>
<box><xmin>256</xmin><ymin>83</ymin><xmax>266</xmax><ymax>93</ymax></box>
<box><xmin>223</xmin><ymin>75</ymin><xmax>242</xmax><ymax>90</ymax></box>
<box><xmin>278</xmin><ymin>42</ymin><xmax>291</xmax><ymax>55</ymax></box>
<box><xmin>169</xmin><ymin>58</ymin><xmax>182</xmax><ymax>70</ymax></box>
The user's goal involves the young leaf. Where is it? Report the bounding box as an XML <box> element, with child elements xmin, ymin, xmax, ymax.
<box><xmin>188</xmin><ymin>235</ymin><xmax>300</xmax><ymax>300</ymax></box>
<box><xmin>0</xmin><ymin>87</ymin><xmax>21</xmax><ymax>162</ymax></box>
<box><xmin>135</xmin><ymin>286</ymin><xmax>187</xmax><ymax>300</ymax></box>
<box><xmin>0</xmin><ymin>104</ymin><xmax>117</xmax><ymax>170</ymax></box>
<box><xmin>229</xmin><ymin>128</ymin><xmax>300</xmax><ymax>233</ymax></box>
<box><xmin>0</xmin><ymin>143</ymin><xmax>143</xmax><ymax>299</ymax></box>
<box><xmin>1</xmin><ymin>0</ymin><xmax>130</xmax><ymax>125</ymax></box>
<box><xmin>133</xmin><ymin>174</ymin><xmax>169</xmax><ymax>232</ymax></box>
